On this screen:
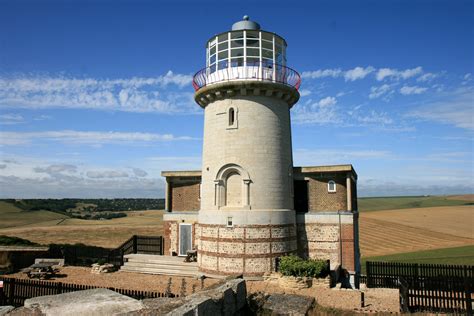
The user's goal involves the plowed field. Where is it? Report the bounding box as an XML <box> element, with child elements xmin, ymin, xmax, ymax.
<box><xmin>360</xmin><ymin>205</ymin><xmax>473</xmax><ymax>257</ymax></box>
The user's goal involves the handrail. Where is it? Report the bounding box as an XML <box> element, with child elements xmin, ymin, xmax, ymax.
<box><xmin>192</xmin><ymin>61</ymin><xmax>301</xmax><ymax>91</ymax></box>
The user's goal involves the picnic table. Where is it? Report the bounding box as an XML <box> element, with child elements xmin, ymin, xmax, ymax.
<box><xmin>22</xmin><ymin>262</ymin><xmax>58</xmax><ymax>279</ymax></box>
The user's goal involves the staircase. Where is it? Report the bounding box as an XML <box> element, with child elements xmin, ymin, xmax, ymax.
<box><xmin>120</xmin><ymin>254</ymin><xmax>201</xmax><ymax>278</ymax></box>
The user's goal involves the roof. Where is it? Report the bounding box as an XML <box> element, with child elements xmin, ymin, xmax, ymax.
<box><xmin>161</xmin><ymin>170</ymin><xmax>202</xmax><ymax>177</ymax></box>
<box><xmin>294</xmin><ymin>164</ymin><xmax>357</xmax><ymax>179</ymax></box>
<box><xmin>162</xmin><ymin>164</ymin><xmax>357</xmax><ymax>179</ymax></box>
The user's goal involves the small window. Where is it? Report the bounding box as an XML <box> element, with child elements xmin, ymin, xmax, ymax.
<box><xmin>328</xmin><ymin>180</ymin><xmax>336</xmax><ymax>193</ymax></box>
<box><xmin>229</xmin><ymin>108</ymin><xmax>235</xmax><ymax>126</ymax></box>
<box><xmin>227</xmin><ymin>217</ymin><xmax>233</xmax><ymax>227</ymax></box>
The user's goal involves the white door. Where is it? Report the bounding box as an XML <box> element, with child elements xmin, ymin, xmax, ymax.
<box><xmin>179</xmin><ymin>223</ymin><xmax>192</xmax><ymax>256</ymax></box>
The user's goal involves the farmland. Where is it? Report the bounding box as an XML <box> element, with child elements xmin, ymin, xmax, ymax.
<box><xmin>0</xmin><ymin>195</ymin><xmax>472</xmax><ymax>263</ymax></box>
<box><xmin>0</xmin><ymin>202</ymin><xmax>164</xmax><ymax>248</ymax></box>
<box><xmin>358</xmin><ymin>195</ymin><xmax>472</xmax><ymax>212</ymax></box>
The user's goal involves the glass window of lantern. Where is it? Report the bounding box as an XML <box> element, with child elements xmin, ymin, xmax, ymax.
<box><xmin>261</xmin><ymin>32</ymin><xmax>273</xmax><ymax>41</ymax></box>
<box><xmin>218</xmin><ymin>41</ymin><xmax>229</xmax><ymax>51</ymax></box>
<box><xmin>231</xmin><ymin>40</ymin><xmax>243</xmax><ymax>48</ymax></box>
<box><xmin>218</xmin><ymin>50</ymin><xmax>228</xmax><ymax>60</ymax></box>
<box><xmin>218</xmin><ymin>60</ymin><xmax>228</xmax><ymax>69</ymax></box>
<box><xmin>246</xmin><ymin>48</ymin><xmax>259</xmax><ymax>57</ymax></box>
<box><xmin>262</xmin><ymin>49</ymin><xmax>273</xmax><ymax>60</ymax></box>
<box><xmin>230</xmin><ymin>57</ymin><xmax>244</xmax><ymax>67</ymax></box>
<box><xmin>247</xmin><ymin>57</ymin><xmax>259</xmax><ymax>66</ymax></box>
<box><xmin>218</xmin><ymin>33</ymin><xmax>228</xmax><ymax>43</ymax></box>
<box><xmin>210</xmin><ymin>54</ymin><xmax>216</xmax><ymax>64</ymax></box>
<box><xmin>262</xmin><ymin>40</ymin><xmax>272</xmax><ymax>50</ymax></box>
<box><xmin>231</xmin><ymin>31</ymin><xmax>244</xmax><ymax>39</ymax></box>
<box><xmin>210</xmin><ymin>45</ymin><xmax>216</xmax><ymax>55</ymax></box>
<box><xmin>231</xmin><ymin>48</ymin><xmax>244</xmax><ymax>58</ymax></box>
<box><xmin>210</xmin><ymin>64</ymin><xmax>216</xmax><ymax>73</ymax></box>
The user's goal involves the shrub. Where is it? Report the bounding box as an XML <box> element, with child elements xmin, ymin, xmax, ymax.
<box><xmin>0</xmin><ymin>235</ymin><xmax>39</xmax><ymax>246</ymax></box>
<box><xmin>278</xmin><ymin>255</ymin><xmax>329</xmax><ymax>278</ymax></box>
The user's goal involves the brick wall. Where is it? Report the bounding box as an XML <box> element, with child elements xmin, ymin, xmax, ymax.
<box><xmin>170</xmin><ymin>181</ymin><xmax>200</xmax><ymax>212</ymax></box>
<box><xmin>307</xmin><ymin>174</ymin><xmax>347</xmax><ymax>212</ymax></box>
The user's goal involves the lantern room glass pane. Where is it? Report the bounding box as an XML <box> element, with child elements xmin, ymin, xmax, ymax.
<box><xmin>231</xmin><ymin>40</ymin><xmax>243</xmax><ymax>48</ymax></box>
<box><xmin>210</xmin><ymin>54</ymin><xmax>216</xmax><ymax>64</ymax></box>
<box><xmin>230</xmin><ymin>58</ymin><xmax>244</xmax><ymax>67</ymax></box>
<box><xmin>218</xmin><ymin>41</ymin><xmax>229</xmax><ymax>50</ymax></box>
<box><xmin>218</xmin><ymin>60</ymin><xmax>228</xmax><ymax>69</ymax></box>
<box><xmin>218</xmin><ymin>33</ymin><xmax>228</xmax><ymax>42</ymax></box>
<box><xmin>247</xmin><ymin>57</ymin><xmax>259</xmax><ymax>65</ymax></box>
<box><xmin>262</xmin><ymin>32</ymin><xmax>273</xmax><ymax>41</ymax></box>
<box><xmin>231</xmin><ymin>31</ymin><xmax>244</xmax><ymax>39</ymax></box>
<box><xmin>262</xmin><ymin>49</ymin><xmax>273</xmax><ymax>59</ymax></box>
<box><xmin>231</xmin><ymin>48</ymin><xmax>244</xmax><ymax>57</ymax></box>
<box><xmin>246</xmin><ymin>48</ymin><xmax>260</xmax><ymax>57</ymax></box>
<box><xmin>210</xmin><ymin>46</ymin><xmax>216</xmax><ymax>55</ymax></box>
<box><xmin>262</xmin><ymin>41</ymin><xmax>272</xmax><ymax>50</ymax></box>
<box><xmin>218</xmin><ymin>50</ymin><xmax>228</xmax><ymax>59</ymax></box>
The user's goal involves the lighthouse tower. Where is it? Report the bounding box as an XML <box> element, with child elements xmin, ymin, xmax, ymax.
<box><xmin>193</xmin><ymin>16</ymin><xmax>301</xmax><ymax>276</ymax></box>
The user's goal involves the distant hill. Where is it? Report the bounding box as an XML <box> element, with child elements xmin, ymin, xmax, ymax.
<box><xmin>358</xmin><ymin>194</ymin><xmax>473</xmax><ymax>212</ymax></box>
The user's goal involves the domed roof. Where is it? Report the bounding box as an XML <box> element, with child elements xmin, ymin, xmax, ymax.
<box><xmin>231</xmin><ymin>15</ymin><xmax>261</xmax><ymax>31</ymax></box>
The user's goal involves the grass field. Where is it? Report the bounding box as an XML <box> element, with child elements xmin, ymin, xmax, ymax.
<box><xmin>358</xmin><ymin>195</ymin><xmax>472</xmax><ymax>212</ymax></box>
<box><xmin>0</xmin><ymin>201</ymin><xmax>164</xmax><ymax>248</ymax></box>
<box><xmin>360</xmin><ymin>245</ymin><xmax>474</xmax><ymax>274</ymax></box>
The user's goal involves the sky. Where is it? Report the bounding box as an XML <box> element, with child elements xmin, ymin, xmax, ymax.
<box><xmin>0</xmin><ymin>0</ymin><xmax>473</xmax><ymax>198</ymax></box>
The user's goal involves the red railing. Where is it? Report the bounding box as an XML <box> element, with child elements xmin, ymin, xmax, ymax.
<box><xmin>192</xmin><ymin>62</ymin><xmax>301</xmax><ymax>91</ymax></box>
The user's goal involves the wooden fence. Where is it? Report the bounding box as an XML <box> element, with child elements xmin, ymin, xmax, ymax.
<box><xmin>0</xmin><ymin>276</ymin><xmax>177</xmax><ymax>307</ymax></box>
<box><xmin>366</xmin><ymin>261</ymin><xmax>473</xmax><ymax>314</ymax></box>
<box><xmin>50</xmin><ymin>235</ymin><xmax>164</xmax><ymax>267</ymax></box>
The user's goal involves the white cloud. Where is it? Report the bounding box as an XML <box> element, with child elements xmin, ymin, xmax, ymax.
<box><xmin>298</xmin><ymin>89</ymin><xmax>312</xmax><ymax>97</ymax></box>
<box><xmin>86</xmin><ymin>170</ymin><xmax>129</xmax><ymax>179</ymax></box>
<box><xmin>294</xmin><ymin>148</ymin><xmax>391</xmax><ymax>166</ymax></box>
<box><xmin>376</xmin><ymin>67</ymin><xmax>423</xmax><ymax>81</ymax></box>
<box><xmin>417</xmin><ymin>72</ymin><xmax>438</xmax><ymax>82</ymax></box>
<box><xmin>292</xmin><ymin>97</ymin><xmax>340</xmax><ymax>125</ymax></box>
<box><xmin>317</xmin><ymin>96</ymin><xmax>337</xmax><ymax>107</ymax></box>
<box><xmin>344</xmin><ymin>66</ymin><xmax>375</xmax><ymax>81</ymax></box>
<box><xmin>34</xmin><ymin>164</ymin><xmax>78</xmax><ymax>174</ymax></box>
<box><xmin>407</xmin><ymin>87</ymin><xmax>474</xmax><ymax>130</ymax></box>
<box><xmin>356</xmin><ymin>111</ymin><xmax>393</xmax><ymax>125</ymax></box>
<box><xmin>301</xmin><ymin>69</ymin><xmax>342</xmax><ymax>79</ymax></box>
<box><xmin>0</xmin><ymin>164</ymin><xmax>6</xmax><ymax>169</ymax></box>
<box><xmin>0</xmin><ymin>130</ymin><xmax>197</xmax><ymax>146</ymax></box>
<box><xmin>369</xmin><ymin>84</ymin><xmax>393</xmax><ymax>99</ymax></box>
<box><xmin>0</xmin><ymin>72</ymin><xmax>196</xmax><ymax>113</ymax></box>
<box><xmin>132</xmin><ymin>168</ymin><xmax>148</xmax><ymax>177</ymax></box>
<box><xmin>0</xmin><ymin>113</ymin><xmax>24</xmax><ymax>125</ymax></box>
<box><xmin>400</xmin><ymin>85</ymin><xmax>428</xmax><ymax>95</ymax></box>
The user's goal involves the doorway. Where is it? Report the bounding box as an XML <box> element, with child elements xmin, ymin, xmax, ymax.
<box><xmin>179</xmin><ymin>223</ymin><xmax>192</xmax><ymax>256</ymax></box>
<box><xmin>294</xmin><ymin>180</ymin><xmax>309</xmax><ymax>212</ymax></box>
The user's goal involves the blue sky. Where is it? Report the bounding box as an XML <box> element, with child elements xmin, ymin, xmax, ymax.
<box><xmin>0</xmin><ymin>0</ymin><xmax>472</xmax><ymax>198</ymax></box>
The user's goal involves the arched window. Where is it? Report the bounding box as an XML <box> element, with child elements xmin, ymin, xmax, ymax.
<box><xmin>328</xmin><ymin>180</ymin><xmax>336</xmax><ymax>193</ymax></box>
<box><xmin>229</xmin><ymin>108</ymin><xmax>235</xmax><ymax>126</ymax></box>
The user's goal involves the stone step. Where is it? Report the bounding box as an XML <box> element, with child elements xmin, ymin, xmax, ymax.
<box><xmin>123</xmin><ymin>261</ymin><xmax>199</xmax><ymax>272</ymax></box>
<box><xmin>120</xmin><ymin>266</ymin><xmax>201</xmax><ymax>278</ymax></box>
<box><xmin>124</xmin><ymin>254</ymin><xmax>198</xmax><ymax>266</ymax></box>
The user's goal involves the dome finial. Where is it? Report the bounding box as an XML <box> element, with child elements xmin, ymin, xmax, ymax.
<box><xmin>243</xmin><ymin>15</ymin><xmax>249</xmax><ymax>21</ymax></box>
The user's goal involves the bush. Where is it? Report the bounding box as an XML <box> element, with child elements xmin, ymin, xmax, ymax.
<box><xmin>278</xmin><ymin>255</ymin><xmax>329</xmax><ymax>278</ymax></box>
<box><xmin>0</xmin><ymin>235</ymin><xmax>39</xmax><ymax>246</ymax></box>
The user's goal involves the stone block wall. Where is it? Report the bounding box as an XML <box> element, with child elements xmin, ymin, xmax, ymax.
<box><xmin>296</xmin><ymin>212</ymin><xmax>359</xmax><ymax>273</ymax></box>
<box><xmin>197</xmin><ymin>223</ymin><xmax>297</xmax><ymax>276</ymax></box>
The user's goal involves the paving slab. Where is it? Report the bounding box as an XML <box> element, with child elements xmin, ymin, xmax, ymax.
<box><xmin>24</xmin><ymin>288</ymin><xmax>144</xmax><ymax>316</ymax></box>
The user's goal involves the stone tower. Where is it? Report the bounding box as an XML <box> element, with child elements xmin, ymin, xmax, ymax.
<box><xmin>193</xmin><ymin>16</ymin><xmax>301</xmax><ymax>276</ymax></box>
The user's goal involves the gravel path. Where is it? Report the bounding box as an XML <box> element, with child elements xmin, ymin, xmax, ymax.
<box><xmin>9</xmin><ymin>268</ymin><xmax>398</xmax><ymax>313</ymax></box>
<box><xmin>247</xmin><ymin>281</ymin><xmax>400</xmax><ymax>313</ymax></box>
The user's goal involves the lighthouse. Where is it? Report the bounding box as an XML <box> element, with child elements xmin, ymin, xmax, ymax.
<box><xmin>193</xmin><ymin>16</ymin><xmax>301</xmax><ymax>276</ymax></box>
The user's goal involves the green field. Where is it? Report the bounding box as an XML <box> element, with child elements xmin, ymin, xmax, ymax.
<box><xmin>361</xmin><ymin>245</ymin><xmax>474</xmax><ymax>274</ymax></box>
<box><xmin>358</xmin><ymin>195</ymin><xmax>472</xmax><ymax>212</ymax></box>
<box><xmin>0</xmin><ymin>201</ymin><xmax>68</xmax><ymax>229</ymax></box>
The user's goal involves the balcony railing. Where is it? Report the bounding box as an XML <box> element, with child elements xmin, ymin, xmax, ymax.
<box><xmin>192</xmin><ymin>62</ymin><xmax>301</xmax><ymax>91</ymax></box>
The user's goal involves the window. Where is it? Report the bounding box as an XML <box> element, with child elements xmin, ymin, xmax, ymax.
<box><xmin>328</xmin><ymin>180</ymin><xmax>336</xmax><ymax>193</ymax></box>
<box><xmin>228</xmin><ymin>108</ymin><xmax>235</xmax><ymax>126</ymax></box>
<box><xmin>227</xmin><ymin>217</ymin><xmax>233</xmax><ymax>227</ymax></box>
